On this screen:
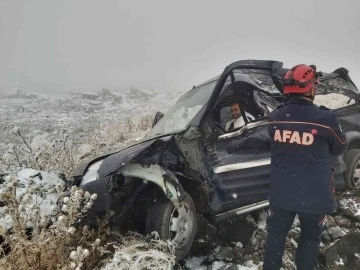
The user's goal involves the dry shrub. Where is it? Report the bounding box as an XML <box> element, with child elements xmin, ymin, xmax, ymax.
<box><xmin>0</xmin><ymin>176</ymin><xmax>112</xmax><ymax>270</ymax></box>
<box><xmin>68</xmin><ymin>113</ymin><xmax>156</xmax><ymax>162</ymax></box>
<box><xmin>2</xmin><ymin>128</ymin><xmax>75</xmax><ymax>179</ymax></box>
<box><xmin>1</xmin><ymin>113</ymin><xmax>156</xmax><ymax>180</ymax></box>
<box><xmin>0</xmin><ymin>112</ymin><xmax>177</xmax><ymax>269</ymax></box>
<box><xmin>125</xmin><ymin>114</ymin><xmax>155</xmax><ymax>135</ymax></box>
<box><xmin>99</xmin><ymin>232</ymin><xmax>176</xmax><ymax>270</ymax></box>
<box><xmin>0</xmin><ymin>175</ymin><xmax>176</xmax><ymax>270</ymax></box>
<box><xmin>92</xmin><ymin>113</ymin><xmax>154</xmax><ymax>146</ymax></box>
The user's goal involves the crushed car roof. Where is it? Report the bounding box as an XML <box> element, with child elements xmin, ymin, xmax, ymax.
<box><xmin>196</xmin><ymin>59</ymin><xmax>359</xmax><ymax>99</ymax></box>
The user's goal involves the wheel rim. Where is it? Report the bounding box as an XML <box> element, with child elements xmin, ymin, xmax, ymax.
<box><xmin>169</xmin><ymin>201</ymin><xmax>194</xmax><ymax>248</ymax></box>
<box><xmin>352</xmin><ymin>161</ymin><xmax>360</xmax><ymax>188</ymax></box>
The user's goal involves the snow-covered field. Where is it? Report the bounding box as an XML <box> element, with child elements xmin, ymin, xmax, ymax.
<box><xmin>0</xmin><ymin>87</ymin><xmax>184</xmax><ymax>270</ymax></box>
<box><xmin>1</xmin><ymin>88</ymin><xmax>360</xmax><ymax>270</ymax></box>
<box><xmin>0</xmin><ymin>87</ymin><xmax>182</xmax><ymax>153</ymax></box>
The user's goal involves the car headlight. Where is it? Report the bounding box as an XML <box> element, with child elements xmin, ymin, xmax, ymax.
<box><xmin>81</xmin><ymin>159</ymin><xmax>104</xmax><ymax>186</ymax></box>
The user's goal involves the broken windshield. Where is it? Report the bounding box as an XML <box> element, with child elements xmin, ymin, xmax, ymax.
<box><xmin>146</xmin><ymin>80</ymin><xmax>217</xmax><ymax>138</ymax></box>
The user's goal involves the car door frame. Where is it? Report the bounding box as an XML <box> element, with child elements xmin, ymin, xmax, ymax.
<box><xmin>200</xmin><ymin>78</ymin><xmax>274</xmax><ymax>213</ymax></box>
<box><xmin>202</xmin><ymin>106</ymin><xmax>272</xmax><ymax>213</ymax></box>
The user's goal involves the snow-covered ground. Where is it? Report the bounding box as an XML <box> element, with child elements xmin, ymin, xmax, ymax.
<box><xmin>185</xmin><ymin>258</ymin><xmax>262</xmax><ymax>270</ymax></box>
<box><xmin>0</xmin><ymin>87</ymin><xmax>185</xmax><ymax>269</ymax></box>
<box><xmin>0</xmin><ymin>168</ymin><xmax>61</xmax><ymax>230</ymax></box>
<box><xmin>1</xmin><ymin>88</ymin><xmax>360</xmax><ymax>270</ymax></box>
<box><xmin>0</xmin><ymin>87</ymin><xmax>182</xmax><ymax>149</ymax></box>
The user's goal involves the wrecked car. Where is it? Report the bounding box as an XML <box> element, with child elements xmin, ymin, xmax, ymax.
<box><xmin>71</xmin><ymin>60</ymin><xmax>360</xmax><ymax>260</ymax></box>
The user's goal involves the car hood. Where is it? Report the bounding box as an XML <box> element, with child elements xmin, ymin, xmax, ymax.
<box><xmin>73</xmin><ymin>134</ymin><xmax>173</xmax><ymax>177</ymax></box>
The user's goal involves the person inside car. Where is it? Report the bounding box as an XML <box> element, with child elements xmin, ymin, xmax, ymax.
<box><xmin>263</xmin><ymin>64</ymin><xmax>347</xmax><ymax>270</ymax></box>
<box><xmin>225</xmin><ymin>102</ymin><xmax>254</xmax><ymax>131</ymax></box>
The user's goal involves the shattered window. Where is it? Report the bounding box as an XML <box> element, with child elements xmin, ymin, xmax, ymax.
<box><xmin>234</xmin><ymin>69</ymin><xmax>282</xmax><ymax>95</ymax></box>
<box><xmin>146</xmin><ymin>80</ymin><xmax>217</xmax><ymax>137</ymax></box>
<box><xmin>314</xmin><ymin>93</ymin><xmax>355</xmax><ymax>110</ymax></box>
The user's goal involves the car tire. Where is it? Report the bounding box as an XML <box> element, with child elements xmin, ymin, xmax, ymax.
<box><xmin>343</xmin><ymin>149</ymin><xmax>360</xmax><ymax>189</ymax></box>
<box><xmin>145</xmin><ymin>192</ymin><xmax>197</xmax><ymax>261</ymax></box>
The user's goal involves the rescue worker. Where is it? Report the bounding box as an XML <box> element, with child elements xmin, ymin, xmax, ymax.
<box><xmin>263</xmin><ymin>64</ymin><xmax>347</xmax><ymax>270</ymax></box>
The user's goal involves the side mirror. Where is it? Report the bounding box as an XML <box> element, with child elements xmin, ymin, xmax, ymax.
<box><xmin>152</xmin><ymin>111</ymin><xmax>164</xmax><ymax>128</ymax></box>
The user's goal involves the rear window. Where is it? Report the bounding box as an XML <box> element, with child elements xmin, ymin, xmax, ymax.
<box><xmin>314</xmin><ymin>93</ymin><xmax>355</xmax><ymax>110</ymax></box>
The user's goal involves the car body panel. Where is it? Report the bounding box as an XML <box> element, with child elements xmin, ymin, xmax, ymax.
<box><xmin>97</xmin><ymin>140</ymin><xmax>155</xmax><ymax>178</ymax></box>
<box><xmin>71</xmin><ymin>59</ymin><xmax>360</xmax><ymax>226</ymax></box>
<box><xmin>204</xmin><ymin>123</ymin><xmax>272</xmax><ymax>213</ymax></box>
<box><xmin>119</xmin><ymin>163</ymin><xmax>182</xmax><ymax>205</ymax></box>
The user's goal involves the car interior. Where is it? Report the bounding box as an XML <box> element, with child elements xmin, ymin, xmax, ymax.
<box><xmin>212</xmin><ymin>82</ymin><xmax>270</xmax><ymax>133</ymax></box>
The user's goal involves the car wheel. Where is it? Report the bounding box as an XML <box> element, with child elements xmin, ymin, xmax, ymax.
<box><xmin>145</xmin><ymin>193</ymin><xmax>197</xmax><ymax>261</ymax></box>
<box><xmin>343</xmin><ymin>149</ymin><xmax>360</xmax><ymax>189</ymax></box>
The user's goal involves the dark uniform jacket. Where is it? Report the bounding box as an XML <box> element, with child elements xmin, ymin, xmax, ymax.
<box><xmin>268</xmin><ymin>97</ymin><xmax>347</xmax><ymax>214</ymax></box>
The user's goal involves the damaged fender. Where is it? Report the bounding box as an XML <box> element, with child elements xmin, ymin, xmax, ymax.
<box><xmin>119</xmin><ymin>163</ymin><xmax>184</xmax><ymax>206</ymax></box>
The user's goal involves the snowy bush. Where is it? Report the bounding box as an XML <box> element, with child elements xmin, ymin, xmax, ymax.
<box><xmin>99</xmin><ymin>232</ymin><xmax>176</xmax><ymax>270</ymax></box>
<box><xmin>0</xmin><ymin>172</ymin><xmax>114</xmax><ymax>270</ymax></box>
<box><xmin>2</xmin><ymin>128</ymin><xmax>75</xmax><ymax>179</ymax></box>
<box><xmin>78</xmin><ymin>113</ymin><xmax>154</xmax><ymax>158</ymax></box>
<box><xmin>0</xmin><ymin>111</ymin><xmax>177</xmax><ymax>270</ymax></box>
<box><xmin>0</xmin><ymin>113</ymin><xmax>155</xmax><ymax>181</ymax></box>
<box><xmin>0</xmin><ymin>171</ymin><xmax>176</xmax><ymax>270</ymax></box>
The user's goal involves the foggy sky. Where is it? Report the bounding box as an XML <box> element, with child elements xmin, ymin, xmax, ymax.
<box><xmin>1</xmin><ymin>0</ymin><xmax>359</xmax><ymax>93</ymax></box>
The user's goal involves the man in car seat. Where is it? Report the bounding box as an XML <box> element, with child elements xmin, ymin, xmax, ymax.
<box><xmin>225</xmin><ymin>102</ymin><xmax>254</xmax><ymax>131</ymax></box>
<box><xmin>263</xmin><ymin>64</ymin><xmax>347</xmax><ymax>270</ymax></box>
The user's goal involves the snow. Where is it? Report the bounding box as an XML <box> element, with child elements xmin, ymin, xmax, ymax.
<box><xmin>17</xmin><ymin>168</ymin><xmax>61</xmax><ymax>186</ymax></box>
<box><xmin>1</xmin><ymin>88</ymin><xmax>360</xmax><ymax>269</ymax></box>
<box><xmin>185</xmin><ymin>257</ymin><xmax>262</xmax><ymax>270</ymax></box>
<box><xmin>184</xmin><ymin>256</ymin><xmax>206</xmax><ymax>269</ymax></box>
<box><xmin>290</xmin><ymin>238</ymin><xmax>298</xmax><ymax>248</ymax></box>
<box><xmin>30</xmin><ymin>132</ymin><xmax>52</xmax><ymax>150</ymax></box>
<box><xmin>256</xmin><ymin>210</ymin><xmax>268</xmax><ymax>230</ymax></box>
<box><xmin>339</xmin><ymin>197</ymin><xmax>360</xmax><ymax>217</ymax></box>
<box><xmin>0</xmin><ymin>87</ymin><xmax>183</xmax><ymax>156</ymax></box>
<box><xmin>237</xmin><ymin>261</ymin><xmax>263</xmax><ymax>270</ymax></box>
<box><xmin>0</xmin><ymin>168</ymin><xmax>62</xmax><ymax>229</ymax></box>
<box><xmin>210</xmin><ymin>261</ymin><xmax>228</xmax><ymax>269</ymax></box>
<box><xmin>335</xmin><ymin>257</ymin><xmax>345</xmax><ymax>265</ymax></box>
<box><xmin>74</xmin><ymin>144</ymin><xmax>93</xmax><ymax>160</ymax></box>
<box><xmin>100</xmin><ymin>236</ymin><xmax>176</xmax><ymax>270</ymax></box>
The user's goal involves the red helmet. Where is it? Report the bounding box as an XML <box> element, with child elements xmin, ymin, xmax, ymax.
<box><xmin>283</xmin><ymin>64</ymin><xmax>320</xmax><ymax>94</ymax></box>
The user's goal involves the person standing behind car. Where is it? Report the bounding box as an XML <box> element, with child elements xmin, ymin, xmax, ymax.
<box><xmin>263</xmin><ymin>64</ymin><xmax>347</xmax><ymax>270</ymax></box>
